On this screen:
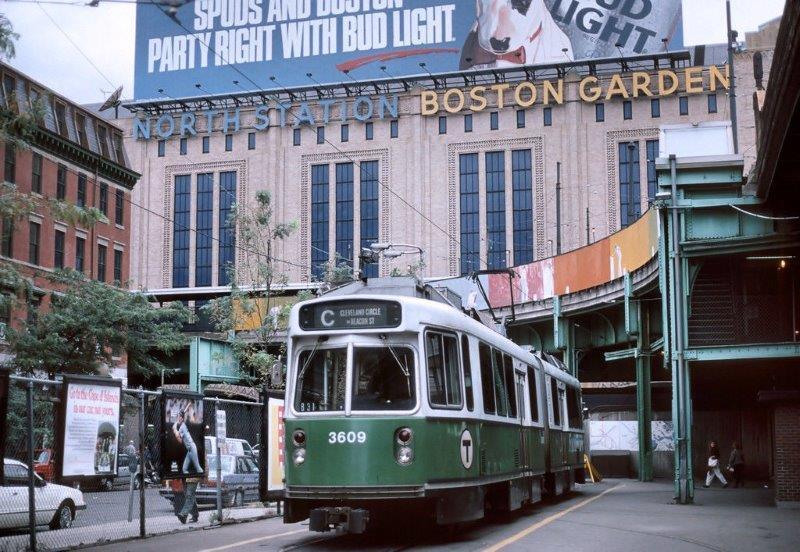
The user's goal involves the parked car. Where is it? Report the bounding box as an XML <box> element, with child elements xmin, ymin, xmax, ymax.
<box><xmin>0</xmin><ymin>459</ymin><xmax>86</xmax><ymax>530</ymax></box>
<box><xmin>159</xmin><ymin>454</ymin><xmax>259</xmax><ymax>508</ymax></box>
<box><xmin>97</xmin><ymin>453</ymin><xmax>136</xmax><ymax>491</ymax></box>
<box><xmin>204</xmin><ymin>437</ymin><xmax>256</xmax><ymax>459</ymax></box>
<box><xmin>33</xmin><ymin>449</ymin><xmax>55</xmax><ymax>482</ymax></box>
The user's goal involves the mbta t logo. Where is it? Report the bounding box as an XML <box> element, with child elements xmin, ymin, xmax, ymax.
<box><xmin>460</xmin><ymin>429</ymin><xmax>474</xmax><ymax>469</ymax></box>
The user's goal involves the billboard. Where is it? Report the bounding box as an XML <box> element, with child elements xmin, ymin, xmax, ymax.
<box><xmin>134</xmin><ymin>0</ymin><xmax>684</xmax><ymax>100</ymax></box>
<box><xmin>59</xmin><ymin>376</ymin><xmax>122</xmax><ymax>479</ymax></box>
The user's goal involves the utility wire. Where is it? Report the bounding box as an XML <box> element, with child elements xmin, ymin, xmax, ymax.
<box><xmin>35</xmin><ymin>2</ymin><xmax>116</xmax><ymax>88</ymax></box>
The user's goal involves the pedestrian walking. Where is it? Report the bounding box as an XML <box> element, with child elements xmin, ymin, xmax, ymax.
<box><xmin>704</xmin><ymin>441</ymin><xmax>728</xmax><ymax>488</ymax></box>
<box><xmin>727</xmin><ymin>441</ymin><xmax>746</xmax><ymax>488</ymax></box>
<box><xmin>176</xmin><ymin>476</ymin><xmax>200</xmax><ymax>524</ymax></box>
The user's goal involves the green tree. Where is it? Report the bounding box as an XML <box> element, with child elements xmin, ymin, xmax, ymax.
<box><xmin>0</xmin><ymin>15</ymin><xmax>19</xmax><ymax>61</ymax></box>
<box><xmin>9</xmin><ymin>270</ymin><xmax>193</xmax><ymax>379</ymax></box>
<box><xmin>206</xmin><ymin>191</ymin><xmax>302</xmax><ymax>389</ymax></box>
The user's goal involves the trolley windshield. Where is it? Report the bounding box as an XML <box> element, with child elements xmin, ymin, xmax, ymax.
<box><xmin>293</xmin><ymin>345</ymin><xmax>417</xmax><ymax>413</ymax></box>
<box><xmin>351</xmin><ymin>347</ymin><xmax>415</xmax><ymax>411</ymax></box>
<box><xmin>295</xmin><ymin>348</ymin><xmax>347</xmax><ymax>413</ymax></box>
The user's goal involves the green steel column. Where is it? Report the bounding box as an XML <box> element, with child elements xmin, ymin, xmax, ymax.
<box><xmin>636</xmin><ymin>305</ymin><xmax>653</xmax><ymax>482</ymax></box>
<box><xmin>666</xmin><ymin>155</ymin><xmax>693</xmax><ymax>504</ymax></box>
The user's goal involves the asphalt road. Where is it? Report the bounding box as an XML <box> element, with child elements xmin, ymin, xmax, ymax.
<box><xmin>82</xmin><ymin>481</ymin><xmax>800</xmax><ymax>552</ymax></box>
<box><xmin>74</xmin><ymin>487</ymin><xmax>174</xmax><ymax>528</ymax></box>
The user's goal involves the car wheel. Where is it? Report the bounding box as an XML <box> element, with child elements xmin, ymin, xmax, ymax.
<box><xmin>50</xmin><ymin>501</ymin><xmax>74</xmax><ymax>530</ymax></box>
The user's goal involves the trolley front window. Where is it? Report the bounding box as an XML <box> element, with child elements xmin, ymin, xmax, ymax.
<box><xmin>295</xmin><ymin>348</ymin><xmax>347</xmax><ymax>413</ymax></box>
<box><xmin>352</xmin><ymin>346</ymin><xmax>416</xmax><ymax>411</ymax></box>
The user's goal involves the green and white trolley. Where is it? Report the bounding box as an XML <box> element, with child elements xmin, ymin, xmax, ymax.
<box><xmin>283</xmin><ymin>281</ymin><xmax>585</xmax><ymax>533</ymax></box>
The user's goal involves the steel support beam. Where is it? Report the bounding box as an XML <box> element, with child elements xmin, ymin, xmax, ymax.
<box><xmin>665</xmin><ymin>156</ymin><xmax>694</xmax><ymax>504</ymax></box>
<box><xmin>636</xmin><ymin>304</ymin><xmax>653</xmax><ymax>482</ymax></box>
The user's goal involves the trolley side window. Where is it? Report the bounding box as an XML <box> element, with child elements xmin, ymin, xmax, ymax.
<box><xmin>492</xmin><ymin>349</ymin><xmax>508</xmax><ymax>417</ymax></box>
<box><xmin>566</xmin><ymin>386</ymin><xmax>582</xmax><ymax>429</ymax></box>
<box><xmin>549</xmin><ymin>377</ymin><xmax>562</xmax><ymax>427</ymax></box>
<box><xmin>461</xmin><ymin>335</ymin><xmax>474</xmax><ymax>412</ymax></box>
<box><xmin>479</xmin><ymin>343</ymin><xmax>495</xmax><ymax>414</ymax></box>
<box><xmin>527</xmin><ymin>366</ymin><xmax>540</xmax><ymax>423</ymax></box>
<box><xmin>425</xmin><ymin>332</ymin><xmax>462</xmax><ymax>409</ymax></box>
<box><xmin>295</xmin><ymin>348</ymin><xmax>347</xmax><ymax>413</ymax></box>
<box><xmin>352</xmin><ymin>346</ymin><xmax>416</xmax><ymax>411</ymax></box>
<box><xmin>503</xmin><ymin>354</ymin><xmax>517</xmax><ymax>418</ymax></box>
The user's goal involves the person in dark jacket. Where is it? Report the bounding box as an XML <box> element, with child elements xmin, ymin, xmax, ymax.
<box><xmin>728</xmin><ymin>442</ymin><xmax>746</xmax><ymax>488</ymax></box>
<box><xmin>704</xmin><ymin>441</ymin><xmax>728</xmax><ymax>488</ymax></box>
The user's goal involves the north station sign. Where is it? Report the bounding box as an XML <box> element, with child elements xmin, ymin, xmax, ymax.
<box><xmin>132</xmin><ymin>64</ymin><xmax>730</xmax><ymax>140</ymax></box>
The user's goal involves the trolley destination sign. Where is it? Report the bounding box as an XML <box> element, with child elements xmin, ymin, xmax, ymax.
<box><xmin>299</xmin><ymin>300</ymin><xmax>402</xmax><ymax>330</ymax></box>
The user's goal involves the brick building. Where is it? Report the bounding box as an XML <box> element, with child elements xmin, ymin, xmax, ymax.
<box><xmin>0</xmin><ymin>62</ymin><xmax>139</xmax><ymax>366</ymax></box>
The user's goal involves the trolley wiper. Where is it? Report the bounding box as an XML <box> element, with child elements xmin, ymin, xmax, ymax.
<box><xmin>297</xmin><ymin>338</ymin><xmax>323</xmax><ymax>382</ymax></box>
<box><xmin>380</xmin><ymin>334</ymin><xmax>411</xmax><ymax>397</ymax></box>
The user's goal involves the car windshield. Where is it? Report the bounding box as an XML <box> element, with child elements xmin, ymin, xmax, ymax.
<box><xmin>351</xmin><ymin>346</ymin><xmax>416</xmax><ymax>411</ymax></box>
<box><xmin>294</xmin><ymin>348</ymin><xmax>347</xmax><ymax>413</ymax></box>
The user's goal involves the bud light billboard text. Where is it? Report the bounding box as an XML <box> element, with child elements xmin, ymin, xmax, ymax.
<box><xmin>134</xmin><ymin>0</ymin><xmax>683</xmax><ymax>100</ymax></box>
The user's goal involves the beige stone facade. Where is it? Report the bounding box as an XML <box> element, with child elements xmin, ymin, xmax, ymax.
<box><xmin>119</xmin><ymin>49</ymin><xmax>772</xmax><ymax>293</ymax></box>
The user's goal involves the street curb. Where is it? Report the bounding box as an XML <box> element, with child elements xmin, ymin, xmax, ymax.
<box><xmin>65</xmin><ymin>512</ymin><xmax>281</xmax><ymax>551</ymax></box>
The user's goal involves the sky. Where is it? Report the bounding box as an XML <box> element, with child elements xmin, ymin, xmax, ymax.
<box><xmin>0</xmin><ymin>0</ymin><xmax>788</xmax><ymax>105</ymax></box>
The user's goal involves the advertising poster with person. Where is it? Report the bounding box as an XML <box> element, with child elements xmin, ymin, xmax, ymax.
<box><xmin>60</xmin><ymin>376</ymin><xmax>122</xmax><ymax>479</ymax></box>
<box><xmin>134</xmin><ymin>0</ymin><xmax>684</xmax><ymax>99</ymax></box>
<box><xmin>161</xmin><ymin>392</ymin><xmax>206</xmax><ymax>479</ymax></box>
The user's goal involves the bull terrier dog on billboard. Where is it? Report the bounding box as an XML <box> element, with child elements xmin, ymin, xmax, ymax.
<box><xmin>461</xmin><ymin>0</ymin><xmax>574</xmax><ymax>69</ymax></box>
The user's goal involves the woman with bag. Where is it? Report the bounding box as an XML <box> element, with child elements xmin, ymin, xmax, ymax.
<box><xmin>728</xmin><ymin>442</ymin><xmax>746</xmax><ymax>488</ymax></box>
<box><xmin>703</xmin><ymin>441</ymin><xmax>728</xmax><ymax>488</ymax></box>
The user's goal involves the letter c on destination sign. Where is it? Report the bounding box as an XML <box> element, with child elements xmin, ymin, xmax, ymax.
<box><xmin>321</xmin><ymin>310</ymin><xmax>335</xmax><ymax>328</ymax></box>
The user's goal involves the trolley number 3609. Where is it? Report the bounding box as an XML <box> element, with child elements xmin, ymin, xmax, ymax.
<box><xmin>328</xmin><ymin>431</ymin><xmax>367</xmax><ymax>444</ymax></box>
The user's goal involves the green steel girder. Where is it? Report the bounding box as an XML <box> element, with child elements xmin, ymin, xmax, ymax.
<box><xmin>604</xmin><ymin>348</ymin><xmax>638</xmax><ymax>362</ymax></box>
<box><xmin>684</xmin><ymin>343</ymin><xmax>800</xmax><ymax>361</ymax></box>
<box><xmin>624</xmin><ymin>272</ymin><xmax>639</xmax><ymax>336</ymax></box>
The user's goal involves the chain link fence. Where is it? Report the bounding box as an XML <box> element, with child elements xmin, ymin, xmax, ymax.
<box><xmin>0</xmin><ymin>376</ymin><xmax>279</xmax><ymax>552</ymax></box>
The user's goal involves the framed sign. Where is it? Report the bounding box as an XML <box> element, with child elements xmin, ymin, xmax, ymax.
<box><xmin>58</xmin><ymin>375</ymin><xmax>122</xmax><ymax>481</ymax></box>
<box><xmin>266</xmin><ymin>397</ymin><xmax>285</xmax><ymax>495</ymax></box>
<box><xmin>259</xmin><ymin>388</ymin><xmax>285</xmax><ymax>502</ymax></box>
<box><xmin>161</xmin><ymin>391</ymin><xmax>206</xmax><ymax>479</ymax></box>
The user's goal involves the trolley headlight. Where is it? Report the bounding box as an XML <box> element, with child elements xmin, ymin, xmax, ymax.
<box><xmin>292</xmin><ymin>448</ymin><xmax>306</xmax><ymax>466</ymax></box>
<box><xmin>293</xmin><ymin>430</ymin><xmax>306</xmax><ymax>447</ymax></box>
<box><xmin>396</xmin><ymin>446</ymin><xmax>414</xmax><ymax>465</ymax></box>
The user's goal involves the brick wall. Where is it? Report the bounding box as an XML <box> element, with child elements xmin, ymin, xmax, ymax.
<box><xmin>774</xmin><ymin>405</ymin><xmax>800</xmax><ymax>505</ymax></box>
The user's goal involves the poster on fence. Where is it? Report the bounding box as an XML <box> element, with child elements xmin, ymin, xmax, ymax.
<box><xmin>267</xmin><ymin>397</ymin><xmax>285</xmax><ymax>493</ymax></box>
<box><xmin>59</xmin><ymin>375</ymin><xmax>122</xmax><ymax>479</ymax></box>
<box><xmin>161</xmin><ymin>391</ymin><xmax>206</xmax><ymax>479</ymax></box>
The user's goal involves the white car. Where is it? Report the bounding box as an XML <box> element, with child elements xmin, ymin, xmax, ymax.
<box><xmin>0</xmin><ymin>459</ymin><xmax>86</xmax><ymax>530</ymax></box>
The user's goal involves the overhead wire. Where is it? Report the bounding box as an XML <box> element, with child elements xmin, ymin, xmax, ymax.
<box><xmin>34</xmin><ymin>1</ymin><xmax>116</xmax><ymax>88</ymax></box>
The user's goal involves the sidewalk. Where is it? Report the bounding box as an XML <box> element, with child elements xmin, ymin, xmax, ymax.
<box><xmin>0</xmin><ymin>506</ymin><xmax>277</xmax><ymax>552</ymax></box>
